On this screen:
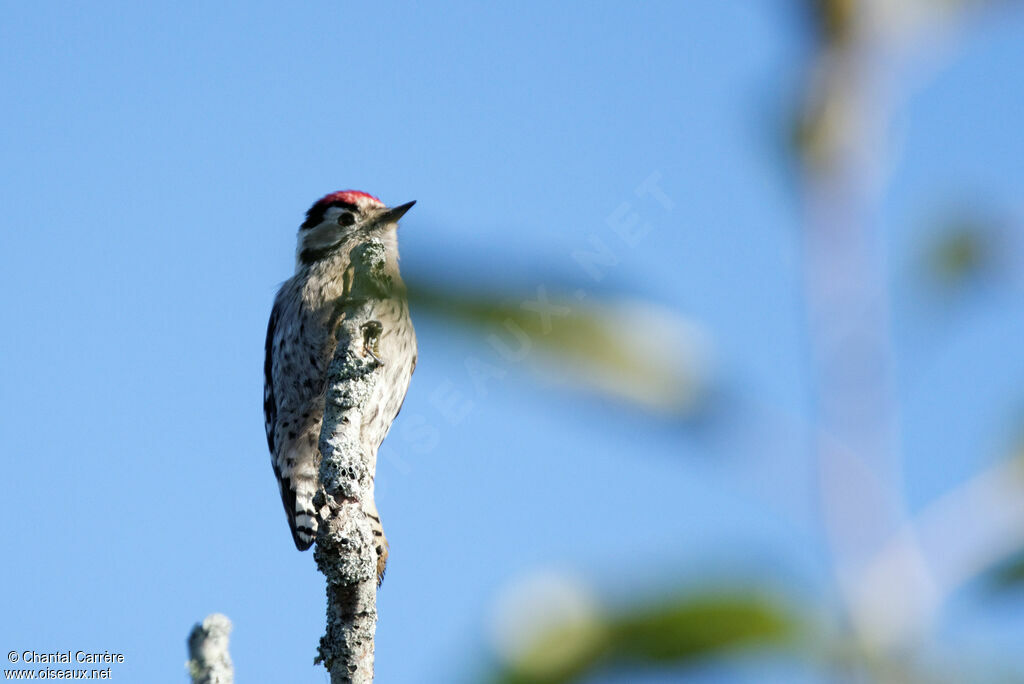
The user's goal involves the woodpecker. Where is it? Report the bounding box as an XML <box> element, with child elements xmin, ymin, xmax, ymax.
<box><xmin>264</xmin><ymin>190</ymin><xmax>417</xmax><ymax>584</ymax></box>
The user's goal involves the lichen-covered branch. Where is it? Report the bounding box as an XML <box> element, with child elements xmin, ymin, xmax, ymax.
<box><xmin>186</xmin><ymin>613</ymin><xmax>233</xmax><ymax>684</ymax></box>
<box><xmin>314</xmin><ymin>239</ymin><xmax>389</xmax><ymax>683</ymax></box>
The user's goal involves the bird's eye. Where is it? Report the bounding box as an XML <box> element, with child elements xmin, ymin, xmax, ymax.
<box><xmin>337</xmin><ymin>212</ymin><xmax>356</xmax><ymax>227</ymax></box>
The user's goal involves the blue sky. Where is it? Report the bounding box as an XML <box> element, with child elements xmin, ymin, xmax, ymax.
<box><xmin>3</xmin><ymin>2</ymin><xmax>1024</xmax><ymax>682</ymax></box>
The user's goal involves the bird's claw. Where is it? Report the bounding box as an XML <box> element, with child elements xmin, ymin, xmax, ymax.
<box><xmin>361</xmin><ymin>320</ymin><xmax>384</xmax><ymax>366</ymax></box>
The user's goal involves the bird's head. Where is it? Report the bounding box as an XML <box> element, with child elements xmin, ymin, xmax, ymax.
<box><xmin>296</xmin><ymin>190</ymin><xmax>415</xmax><ymax>267</ymax></box>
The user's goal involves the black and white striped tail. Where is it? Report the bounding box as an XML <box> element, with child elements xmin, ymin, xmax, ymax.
<box><xmin>290</xmin><ymin>502</ymin><xmax>318</xmax><ymax>550</ymax></box>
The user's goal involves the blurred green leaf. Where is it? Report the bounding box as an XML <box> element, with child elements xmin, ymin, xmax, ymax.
<box><xmin>974</xmin><ymin>452</ymin><xmax>1024</xmax><ymax>593</ymax></box>
<box><xmin>609</xmin><ymin>594</ymin><xmax>795</xmax><ymax>664</ymax></box>
<box><xmin>986</xmin><ymin>549</ymin><xmax>1024</xmax><ymax>591</ymax></box>
<box><xmin>493</xmin><ymin>592</ymin><xmax>798</xmax><ymax>684</ymax></box>
<box><xmin>807</xmin><ymin>0</ymin><xmax>856</xmax><ymax>45</ymax></box>
<box><xmin>927</xmin><ymin>225</ymin><xmax>989</xmax><ymax>285</ymax></box>
<box><xmin>921</xmin><ymin>208</ymin><xmax>1009</xmax><ymax>294</ymax></box>
<box><xmin>407</xmin><ymin>280</ymin><xmax>710</xmax><ymax>416</ymax></box>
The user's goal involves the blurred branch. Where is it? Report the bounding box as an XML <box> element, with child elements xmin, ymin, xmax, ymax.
<box><xmin>853</xmin><ymin>455</ymin><xmax>1024</xmax><ymax>643</ymax></box>
<box><xmin>187</xmin><ymin>614</ymin><xmax>233</xmax><ymax>684</ymax></box>
<box><xmin>313</xmin><ymin>242</ymin><xmax>387</xmax><ymax>682</ymax></box>
<box><xmin>795</xmin><ymin>0</ymin><xmax>910</xmax><ymax>653</ymax></box>
<box><xmin>794</xmin><ymin>0</ymin><xmax>1023</xmax><ymax>652</ymax></box>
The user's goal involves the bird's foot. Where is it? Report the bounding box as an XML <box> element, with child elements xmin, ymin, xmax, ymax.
<box><xmin>361</xmin><ymin>320</ymin><xmax>384</xmax><ymax>365</ymax></box>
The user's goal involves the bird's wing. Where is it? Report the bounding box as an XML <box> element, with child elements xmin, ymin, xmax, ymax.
<box><xmin>264</xmin><ymin>296</ymin><xmax>280</xmax><ymax>455</ymax></box>
<box><xmin>264</xmin><ymin>289</ymin><xmax>320</xmax><ymax>551</ymax></box>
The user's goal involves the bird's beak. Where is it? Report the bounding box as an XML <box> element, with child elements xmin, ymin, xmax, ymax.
<box><xmin>377</xmin><ymin>200</ymin><xmax>416</xmax><ymax>225</ymax></box>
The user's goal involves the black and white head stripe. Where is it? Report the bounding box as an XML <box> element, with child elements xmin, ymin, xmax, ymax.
<box><xmin>301</xmin><ymin>199</ymin><xmax>357</xmax><ymax>230</ymax></box>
